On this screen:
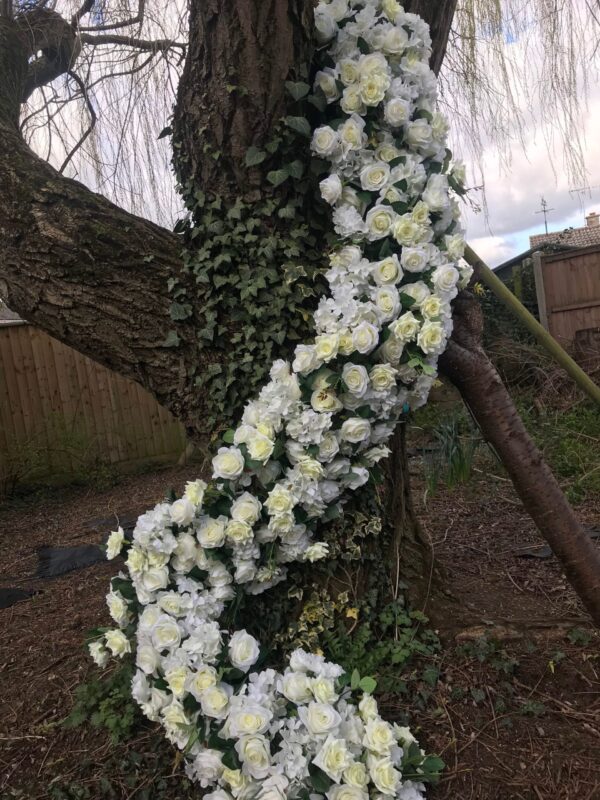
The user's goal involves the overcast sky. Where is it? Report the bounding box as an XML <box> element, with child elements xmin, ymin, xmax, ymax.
<box><xmin>451</xmin><ymin>38</ymin><xmax>600</xmax><ymax>268</ymax></box>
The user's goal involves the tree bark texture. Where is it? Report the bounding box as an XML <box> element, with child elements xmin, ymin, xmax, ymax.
<box><xmin>440</xmin><ymin>292</ymin><xmax>600</xmax><ymax>625</ymax></box>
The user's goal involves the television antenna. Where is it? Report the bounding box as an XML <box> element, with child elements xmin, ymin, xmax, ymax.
<box><xmin>534</xmin><ymin>197</ymin><xmax>555</xmax><ymax>234</ymax></box>
<box><xmin>569</xmin><ymin>184</ymin><xmax>600</xmax><ymax>221</ymax></box>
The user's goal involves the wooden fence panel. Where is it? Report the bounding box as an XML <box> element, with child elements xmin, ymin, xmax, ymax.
<box><xmin>535</xmin><ymin>245</ymin><xmax>600</xmax><ymax>347</ymax></box>
<box><xmin>0</xmin><ymin>323</ymin><xmax>187</xmax><ymax>486</ymax></box>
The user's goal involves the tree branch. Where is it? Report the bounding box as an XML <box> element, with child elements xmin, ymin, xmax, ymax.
<box><xmin>0</xmin><ymin>15</ymin><xmax>196</xmax><ymax>428</ymax></box>
<box><xmin>58</xmin><ymin>70</ymin><xmax>96</xmax><ymax>174</ymax></box>
<box><xmin>78</xmin><ymin>0</ymin><xmax>147</xmax><ymax>32</ymax></box>
<box><xmin>79</xmin><ymin>31</ymin><xmax>186</xmax><ymax>52</ymax></box>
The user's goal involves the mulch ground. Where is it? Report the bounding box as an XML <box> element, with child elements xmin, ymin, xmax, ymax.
<box><xmin>0</xmin><ymin>460</ymin><xmax>599</xmax><ymax>799</ymax></box>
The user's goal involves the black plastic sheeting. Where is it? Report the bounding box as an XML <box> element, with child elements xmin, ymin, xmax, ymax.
<box><xmin>0</xmin><ymin>587</ymin><xmax>38</xmax><ymax>609</ymax></box>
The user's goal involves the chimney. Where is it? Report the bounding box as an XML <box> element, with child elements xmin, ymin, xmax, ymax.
<box><xmin>586</xmin><ymin>211</ymin><xmax>600</xmax><ymax>228</ymax></box>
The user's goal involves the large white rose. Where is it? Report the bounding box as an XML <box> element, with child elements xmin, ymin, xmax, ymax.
<box><xmin>104</xmin><ymin>629</ymin><xmax>131</xmax><ymax>657</ymax></box>
<box><xmin>228</xmin><ymin>703</ymin><xmax>272</xmax><ymax>737</ymax></box>
<box><xmin>372</xmin><ymin>255</ymin><xmax>402</xmax><ymax>285</ymax></box>
<box><xmin>363</xmin><ymin>718</ymin><xmax>396</xmax><ymax>755</ymax></box>
<box><xmin>311</xmin><ymin>676</ymin><xmax>338</xmax><ymax>704</ymax></box>
<box><xmin>312</xmin><ymin>735</ymin><xmax>352</xmax><ymax>782</ymax></box>
<box><xmin>231</xmin><ymin>493</ymin><xmax>262</xmax><ymax>525</ymax></box>
<box><xmin>374</xmin><ymin>286</ymin><xmax>401</xmax><ymax>322</ymax></box>
<box><xmin>432</xmin><ymin>264</ymin><xmax>459</xmax><ymax>296</ymax></box>
<box><xmin>298</xmin><ymin>702</ymin><xmax>342</xmax><ymax>736</ymax></box>
<box><xmin>417</xmin><ymin>320</ymin><xmax>446</xmax><ymax>355</ymax></box>
<box><xmin>360</xmin><ymin>162</ymin><xmax>390</xmax><ymax>193</ymax></box>
<box><xmin>151</xmin><ymin>616</ymin><xmax>181</xmax><ymax>650</ymax></box>
<box><xmin>327</xmin><ymin>786</ymin><xmax>368</xmax><ymax>800</ymax></box>
<box><xmin>342</xmin><ymin>363</ymin><xmax>369</xmax><ymax>397</ymax></box>
<box><xmin>293</xmin><ymin>344</ymin><xmax>320</xmax><ymax>374</ymax></box>
<box><xmin>184</xmin><ymin>478</ymin><xmax>207</xmax><ymax>506</ymax></box>
<box><xmin>369</xmin><ymin>364</ymin><xmax>397</xmax><ymax>392</ymax></box>
<box><xmin>384</xmin><ymin>97</ymin><xmax>411</xmax><ymax>127</ymax></box>
<box><xmin>265</xmin><ymin>484</ymin><xmax>295</xmax><ymax>515</ymax></box>
<box><xmin>389</xmin><ymin>311</ymin><xmax>420</xmax><ymax>342</ymax></box>
<box><xmin>401</xmin><ymin>247</ymin><xmax>428</xmax><ymax>273</ymax></box>
<box><xmin>198</xmin><ymin>516</ymin><xmax>227</xmax><ymax>548</ymax></box>
<box><xmin>170</xmin><ymin>498</ymin><xmax>195</xmax><ymax>527</ymax></box>
<box><xmin>320</xmin><ymin>174</ymin><xmax>343</xmax><ymax>205</ymax></box>
<box><xmin>106</xmin><ymin>527</ymin><xmax>125</xmax><ymax>560</ymax></box>
<box><xmin>212</xmin><ymin>447</ymin><xmax>245</xmax><ymax>480</ymax></box>
<box><xmin>280</xmin><ymin>671</ymin><xmax>313</xmax><ymax>703</ymax></box>
<box><xmin>228</xmin><ymin>630</ymin><xmax>260</xmax><ymax>672</ymax></box>
<box><xmin>312</xmin><ymin>125</ymin><xmax>339</xmax><ymax>157</ymax></box>
<box><xmin>88</xmin><ymin>640</ymin><xmax>109</xmax><ymax>668</ymax></box>
<box><xmin>352</xmin><ymin>321</ymin><xmax>379</xmax><ymax>354</ymax></box>
<box><xmin>368</xmin><ymin>756</ymin><xmax>401</xmax><ymax>796</ymax></box>
<box><xmin>192</xmin><ymin>749</ymin><xmax>224</xmax><ymax>788</ymax></box>
<box><xmin>422</xmin><ymin>173</ymin><xmax>450</xmax><ymax>212</ymax></box>
<box><xmin>201</xmin><ymin>683</ymin><xmax>233</xmax><ymax>720</ymax></box>
<box><xmin>186</xmin><ymin>664</ymin><xmax>218</xmax><ymax>699</ymax></box>
<box><xmin>235</xmin><ymin>735</ymin><xmax>271</xmax><ymax>780</ymax></box>
<box><xmin>365</xmin><ymin>205</ymin><xmax>395</xmax><ymax>241</ymax></box>
<box><xmin>343</xmin><ymin>762</ymin><xmax>369</xmax><ymax>789</ymax></box>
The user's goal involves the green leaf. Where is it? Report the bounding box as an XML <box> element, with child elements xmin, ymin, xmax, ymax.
<box><xmin>285</xmin><ymin>80</ymin><xmax>310</xmax><ymax>101</ymax></box>
<box><xmin>359</xmin><ymin>676</ymin><xmax>377</xmax><ymax>694</ymax></box>
<box><xmin>221</xmin><ymin>749</ymin><xmax>241</xmax><ymax>770</ymax></box>
<box><xmin>286</xmin><ymin>160</ymin><xmax>305</xmax><ymax>180</ymax></box>
<box><xmin>350</xmin><ymin>668</ymin><xmax>361</xmax><ymax>690</ymax></box>
<box><xmin>245</xmin><ymin>146</ymin><xmax>267</xmax><ymax>167</ymax></box>
<box><xmin>157</xmin><ymin>125</ymin><xmax>172</xmax><ymax>139</ymax></box>
<box><xmin>162</xmin><ymin>330</ymin><xmax>180</xmax><ymax>347</ymax></box>
<box><xmin>284</xmin><ymin>115</ymin><xmax>312</xmax><ymax>138</ymax></box>
<box><xmin>267</xmin><ymin>169</ymin><xmax>290</xmax><ymax>187</ymax></box>
<box><xmin>309</xmin><ymin>764</ymin><xmax>333</xmax><ymax>793</ymax></box>
<box><xmin>357</xmin><ymin>36</ymin><xmax>370</xmax><ymax>54</ymax></box>
<box><xmin>170</xmin><ymin>301</ymin><xmax>193</xmax><ymax>321</ymax></box>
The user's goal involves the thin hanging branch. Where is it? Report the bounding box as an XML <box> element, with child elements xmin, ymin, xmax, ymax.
<box><xmin>58</xmin><ymin>69</ymin><xmax>96</xmax><ymax>174</ymax></box>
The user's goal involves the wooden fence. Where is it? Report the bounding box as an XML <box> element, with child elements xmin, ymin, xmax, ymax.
<box><xmin>0</xmin><ymin>321</ymin><xmax>187</xmax><ymax>490</ymax></box>
<box><xmin>534</xmin><ymin>245</ymin><xmax>600</xmax><ymax>348</ymax></box>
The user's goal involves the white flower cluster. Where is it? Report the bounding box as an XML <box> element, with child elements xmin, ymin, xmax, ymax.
<box><xmin>93</xmin><ymin>2</ymin><xmax>469</xmax><ymax>796</ymax></box>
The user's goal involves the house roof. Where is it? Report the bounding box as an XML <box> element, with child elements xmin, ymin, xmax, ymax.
<box><xmin>530</xmin><ymin>224</ymin><xmax>600</xmax><ymax>250</ymax></box>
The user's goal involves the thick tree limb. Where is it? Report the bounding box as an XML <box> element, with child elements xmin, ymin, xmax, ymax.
<box><xmin>440</xmin><ymin>291</ymin><xmax>600</xmax><ymax>625</ymax></box>
<box><xmin>0</xmin><ymin>17</ymin><xmax>196</xmax><ymax>429</ymax></box>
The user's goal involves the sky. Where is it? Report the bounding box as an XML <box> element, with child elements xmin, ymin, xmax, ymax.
<box><xmin>448</xmin><ymin>10</ymin><xmax>600</xmax><ymax>268</ymax></box>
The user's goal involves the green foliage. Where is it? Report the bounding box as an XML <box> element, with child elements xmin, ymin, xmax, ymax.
<box><xmin>64</xmin><ymin>662</ymin><xmax>139</xmax><ymax>744</ymax></box>
<box><xmin>456</xmin><ymin>636</ymin><xmax>519</xmax><ymax>675</ymax></box>
<box><xmin>168</xmin><ymin>72</ymin><xmax>333</xmax><ymax>432</ymax></box>
<box><xmin>517</xmin><ymin>401</ymin><xmax>600</xmax><ymax>503</ymax></box>
<box><xmin>323</xmin><ymin>600</ymin><xmax>441</xmax><ymax>695</ymax></box>
<box><xmin>415</xmin><ymin>407</ymin><xmax>481</xmax><ymax>495</ymax></box>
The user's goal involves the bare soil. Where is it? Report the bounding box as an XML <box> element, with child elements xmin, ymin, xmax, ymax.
<box><xmin>0</xmin><ymin>461</ymin><xmax>598</xmax><ymax>800</ymax></box>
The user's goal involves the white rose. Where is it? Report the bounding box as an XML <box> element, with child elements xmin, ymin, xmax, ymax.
<box><xmin>320</xmin><ymin>174</ymin><xmax>343</xmax><ymax>205</ymax></box>
<box><xmin>311</xmin><ymin>386</ymin><xmax>342</xmax><ymax>413</ymax></box>
<box><xmin>379</xmin><ymin>336</ymin><xmax>403</xmax><ymax>364</ymax></box>
<box><xmin>402</xmin><ymin>281</ymin><xmax>430</xmax><ymax>308</ymax></box>
<box><xmin>193</xmin><ymin>749</ymin><xmax>224</xmax><ymax>788</ymax></box>
<box><xmin>231</xmin><ymin>492</ymin><xmax>262</xmax><ymax>525</ymax></box>
<box><xmin>281</xmin><ymin>671</ymin><xmax>313</xmax><ymax>703</ymax></box>
<box><xmin>297</xmin><ymin>458</ymin><xmax>325</xmax><ymax>480</ymax></box>
<box><xmin>106</xmin><ymin>527</ymin><xmax>125</xmax><ymax>560</ymax></box>
<box><xmin>213</xmin><ymin>447</ymin><xmax>245</xmax><ymax>480</ymax></box>
<box><xmin>228</xmin><ymin>703</ymin><xmax>272</xmax><ymax>737</ymax></box>
<box><xmin>234</xmin><ymin>560</ymin><xmax>257</xmax><ymax>584</ymax></box>
<box><xmin>374</xmin><ymin>286</ymin><xmax>400</xmax><ymax>322</ymax></box>
<box><xmin>421</xmin><ymin>295</ymin><xmax>445</xmax><ymax>319</ymax></box>
<box><xmin>339</xmin><ymin>115</ymin><xmax>366</xmax><ymax>151</ymax></box>
<box><xmin>372</xmin><ymin>255</ymin><xmax>402</xmax><ymax>285</ymax></box>
<box><xmin>383</xmin><ymin>25</ymin><xmax>409</xmax><ymax>55</ymax></box>
<box><xmin>104</xmin><ymin>629</ymin><xmax>131</xmax><ymax>657</ymax></box>
<box><xmin>151</xmin><ymin>616</ymin><xmax>181</xmax><ymax>650</ymax></box>
<box><xmin>201</xmin><ymin>683</ymin><xmax>232</xmax><ymax>720</ymax></box>
<box><xmin>368</xmin><ymin>757</ymin><xmax>400</xmax><ymax>796</ymax></box>
<box><xmin>389</xmin><ymin>311</ymin><xmax>420</xmax><ymax>342</ymax></box>
<box><xmin>422</xmin><ymin>173</ymin><xmax>450</xmax><ymax>212</ymax></box>
<box><xmin>136</xmin><ymin>644</ymin><xmax>160</xmax><ymax>674</ymax></box>
<box><xmin>170</xmin><ymin>497</ymin><xmax>195</xmax><ymax>527</ymax></box>
<box><xmin>141</xmin><ymin>566</ymin><xmax>169</xmax><ymax>593</ymax></box>
<box><xmin>246</xmin><ymin>432</ymin><xmax>274</xmax><ymax>463</ymax></box>
<box><xmin>312</xmin><ymin>125</ymin><xmax>339</xmax><ymax>157</ymax></box>
<box><xmin>341</xmin><ymin>85</ymin><xmax>366</xmax><ymax>115</ymax></box>
<box><xmin>304</xmin><ymin>542</ymin><xmax>330</xmax><ymax>562</ymax></box>
<box><xmin>382</xmin><ymin>0</ymin><xmax>402</xmax><ymax>20</ymax></box>
<box><xmin>339</xmin><ymin>58</ymin><xmax>359</xmax><ymax>85</ymax></box>
<box><xmin>327</xmin><ymin>786</ymin><xmax>368</xmax><ymax>800</ymax></box>
<box><xmin>314</xmin><ymin>6</ymin><xmax>338</xmax><ymax>42</ymax></box>
<box><xmin>417</xmin><ymin>320</ymin><xmax>446</xmax><ymax>355</ymax></box>
<box><xmin>265</xmin><ymin>484</ymin><xmax>295</xmax><ymax>515</ymax></box>
<box><xmin>315</xmin><ymin>68</ymin><xmax>341</xmax><ymax>103</ymax></box>
<box><xmin>369</xmin><ymin>364</ymin><xmax>397</xmax><ymax>392</ymax></box>
<box><xmin>384</xmin><ymin>97</ymin><xmax>411</xmax><ymax>127</ymax></box>
<box><xmin>187</xmin><ymin>664</ymin><xmax>218</xmax><ymax>698</ymax></box>
<box><xmin>299</xmin><ymin>702</ymin><xmax>342</xmax><ymax>736</ymax></box>
<box><xmin>342</xmin><ymin>418</ymin><xmax>372</xmax><ymax>445</ymax></box>
<box><xmin>411</xmin><ymin>200</ymin><xmax>430</xmax><ymax>226</ymax></box>
<box><xmin>401</xmin><ymin>247</ymin><xmax>428</xmax><ymax>273</ymax></box>
<box><xmin>365</xmin><ymin>205</ymin><xmax>395</xmax><ymax>240</ymax></box>
<box><xmin>293</xmin><ymin>344</ymin><xmax>320</xmax><ymax>374</ymax></box>
<box><xmin>343</xmin><ymin>762</ymin><xmax>369</xmax><ymax>788</ymax></box>
<box><xmin>106</xmin><ymin>590</ymin><xmax>129</xmax><ymax>627</ymax></box>
<box><xmin>318</xmin><ymin>431</ymin><xmax>340</xmax><ymax>462</ymax></box>
<box><xmin>312</xmin><ymin>735</ymin><xmax>352</xmax><ymax>782</ymax></box>
<box><xmin>338</xmin><ymin>330</ymin><xmax>355</xmax><ymax>356</ymax></box>
<box><xmin>432</xmin><ymin>264</ymin><xmax>459</xmax><ymax>296</ymax></box>
<box><xmin>342</xmin><ymin>363</ymin><xmax>369</xmax><ymax>397</ymax></box>
<box><xmin>198</xmin><ymin>516</ymin><xmax>227</xmax><ymax>548</ymax></box>
<box><xmin>406</xmin><ymin>119</ymin><xmax>433</xmax><ymax>150</ymax></box>
<box><xmin>360</xmin><ymin>162</ymin><xmax>390</xmax><ymax>193</ymax></box>
<box><xmin>88</xmin><ymin>640</ymin><xmax>109</xmax><ymax>668</ymax></box>
<box><xmin>393</xmin><ymin>216</ymin><xmax>421</xmax><ymax>246</ymax></box>
<box><xmin>352</xmin><ymin>321</ymin><xmax>379</xmax><ymax>354</ymax></box>
<box><xmin>358</xmin><ymin>693</ymin><xmax>378</xmax><ymax>721</ymax></box>
<box><xmin>166</xmin><ymin>665</ymin><xmax>189</xmax><ymax>697</ymax></box>
<box><xmin>226</xmin><ymin>519</ymin><xmax>253</xmax><ymax>545</ymax></box>
<box><xmin>184</xmin><ymin>479</ymin><xmax>207</xmax><ymax>506</ymax></box>
<box><xmin>311</xmin><ymin>676</ymin><xmax>338</xmax><ymax>704</ymax></box>
<box><xmin>363</xmin><ymin>718</ymin><xmax>396</xmax><ymax>754</ymax></box>
<box><xmin>228</xmin><ymin>630</ymin><xmax>260</xmax><ymax>672</ymax></box>
<box><xmin>235</xmin><ymin>735</ymin><xmax>271</xmax><ymax>779</ymax></box>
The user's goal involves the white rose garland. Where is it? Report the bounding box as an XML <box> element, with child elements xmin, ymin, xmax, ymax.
<box><xmin>94</xmin><ymin>2</ymin><xmax>471</xmax><ymax>797</ymax></box>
